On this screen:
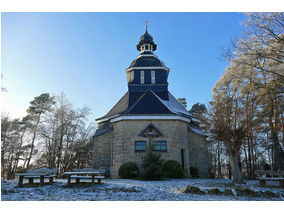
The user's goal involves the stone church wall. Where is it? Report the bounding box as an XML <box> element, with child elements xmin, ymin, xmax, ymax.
<box><xmin>93</xmin><ymin>129</ymin><xmax>112</xmax><ymax>169</ymax></box>
<box><xmin>188</xmin><ymin>132</ymin><xmax>209</xmax><ymax>178</ymax></box>
<box><xmin>93</xmin><ymin>119</ymin><xmax>209</xmax><ymax>178</ymax></box>
<box><xmin>111</xmin><ymin>119</ymin><xmax>192</xmax><ymax>178</ymax></box>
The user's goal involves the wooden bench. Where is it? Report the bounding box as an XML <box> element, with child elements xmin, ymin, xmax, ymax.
<box><xmin>15</xmin><ymin>168</ymin><xmax>58</xmax><ymax>187</ymax></box>
<box><xmin>64</xmin><ymin>168</ymin><xmax>105</xmax><ymax>185</ymax></box>
<box><xmin>258</xmin><ymin>177</ymin><xmax>284</xmax><ymax>188</ymax></box>
<box><xmin>255</xmin><ymin>170</ymin><xmax>284</xmax><ymax>188</ymax></box>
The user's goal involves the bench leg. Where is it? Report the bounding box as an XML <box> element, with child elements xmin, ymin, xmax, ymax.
<box><xmin>76</xmin><ymin>178</ymin><xmax>80</xmax><ymax>184</ymax></box>
<box><xmin>92</xmin><ymin>175</ymin><xmax>95</xmax><ymax>184</ymax></box>
<box><xmin>18</xmin><ymin>176</ymin><xmax>24</xmax><ymax>187</ymax></box>
<box><xmin>28</xmin><ymin>178</ymin><xmax>34</xmax><ymax>184</ymax></box>
<box><xmin>279</xmin><ymin>180</ymin><xmax>284</xmax><ymax>188</ymax></box>
<box><xmin>68</xmin><ymin>176</ymin><xmax>71</xmax><ymax>185</ymax></box>
<box><xmin>49</xmin><ymin>177</ymin><xmax>54</xmax><ymax>184</ymax></box>
<box><xmin>40</xmin><ymin>176</ymin><xmax>44</xmax><ymax>186</ymax></box>
<box><xmin>260</xmin><ymin>179</ymin><xmax>266</xmax><ymax>187</ymax></box>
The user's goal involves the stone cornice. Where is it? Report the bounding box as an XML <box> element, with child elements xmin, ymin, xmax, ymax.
<box><xmin>96</xmin><ymin>115</ymin><xmax>192</xmax><ymax>124</ymax></box>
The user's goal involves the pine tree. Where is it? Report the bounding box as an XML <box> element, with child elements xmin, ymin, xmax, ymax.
<box><xmin>141</xmin><ymin>139</ymin><xmax>164</xmax><ymax>180</ymax></box>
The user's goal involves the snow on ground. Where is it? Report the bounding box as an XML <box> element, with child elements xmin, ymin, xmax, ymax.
<box><xmin>1</xmin><ymin>178</ymin><xmax>284</xmax><ymax>201</ymax></box>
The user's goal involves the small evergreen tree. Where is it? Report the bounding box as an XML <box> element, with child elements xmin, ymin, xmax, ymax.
<box><xmin>141</xmin><ymin>140</ymin><xmax>164</xmax><ymax>180</ymax></box>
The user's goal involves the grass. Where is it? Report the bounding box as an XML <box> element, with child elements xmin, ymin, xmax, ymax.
<box><xmin>18</xmin><ymin>182</ymin><xmax>54</xmax><ymax>188</ymax></box>
<box><xmin>2</xmin><ymin>189</ymin><xmax>16</xmax><ymax>194</ymax></box>
<box><xmin>62</xmin><ymin>182</ymin><xmax>101</xmax><ymax>188</ymax></box>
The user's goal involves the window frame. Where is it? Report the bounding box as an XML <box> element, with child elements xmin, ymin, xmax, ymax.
<box><xmin>154</xmin><ymin>141</ymin><xmax>167</xmax><ymax>152</ymax></box>
<box><xmin>135</xmin><ymin>141</ymin><xmax>147</xmax><ymax>152</ymax></box>
<box><xmin>151</xmin><ymin>70</ymin><xmax>155</xmax><ymax>84</ymax></box>
<box><xmin>140</xmin><ymin>71</ymin><xmax>144</xmax><ymax>84</ymax></box>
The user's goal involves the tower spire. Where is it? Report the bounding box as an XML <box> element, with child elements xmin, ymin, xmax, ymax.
<box><xmin>144</xmin><ymin>19</ymin><xmax>149</xmax><ymax>31</ymax></box>
<box><xmin>136</xmin><ymin>23</ymin><xmax>157</xmax><ymax>52</ymax></box>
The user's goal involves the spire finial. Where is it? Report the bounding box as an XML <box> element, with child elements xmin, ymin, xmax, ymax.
<box><xmin>144</xmin><ymin>19</ymin><xmax>149</xmax><ymax>31</ymax></box>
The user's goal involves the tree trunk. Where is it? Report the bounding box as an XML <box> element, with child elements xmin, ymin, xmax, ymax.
<box><xmin>7</xmin><ymin>153</ymin><xmax>14</xmax><ymax>180</ymax></box>
<box><xmin>281</xmin><ymin>112</ymin><xmax>284</xmax><ymax>147</ymax></box>
<box><xmin>229</xmin><ymin>150</ymin><xmax>244</xmax><ymax>183</ymax></box>
<box><xmin>56</xmin><ymin>125</ymin><xmax>65</xmax><ymax>174</ymax></box>
<box><xmin>217</xmin><ymin>141</ymin><xmax>221</xmax><ymax>178</ymax></box>
<box><xmin>247</xmin><ymin>136</ymin><xmax>252</xmax><ymax>178</ymax></box>
<box><xmin>252</xmin><ymin>136</ymin><xmax>257</xmax><ymax>177</ymax></box>
<box><xmin>272</xmin><ymin>132</ymin><xmax>283</xmax><ymax>171</ymax></box>
<box><xmin>228</xmin><ymin>163</ymin><xmax>232</xmax><ymax>179</ymax></box>
<box><xmin>243</xmin><ymin>143</ymin><xmax>249</xmax><ymax>178</ymax></box>
<box><xmin>271</xmin><ymin>97</ymin><xmax>284</xmax><ymax>170</ymax></box>
<box><xmin>13</xmin><ymin>127</ymin><xmax>26</xmax><ymax>174</ymax></box>
<box><xmin>26</xmin><ymin>114</ymin><xmax>41</xmax><ymax>169</ymax></box>
<box><xmin>1</xmin><ymin>149</ymin><xmax>5</xmax><ymax>179</ymax></box>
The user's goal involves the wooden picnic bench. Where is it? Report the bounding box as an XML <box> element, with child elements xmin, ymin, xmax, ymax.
<box><xmin>63</xmin><ymin>168</ymin><xmax>105</xmax><ymax>185</ymax></box>
<box><xmin>15</xmin><ymin>168</ymin><xmax>58</xmax><ymax>187</ymax></box>
<box><xmin>255</xmin><ymin>170</ymin><xmax>284</xmax><ymax>188</ymax></box>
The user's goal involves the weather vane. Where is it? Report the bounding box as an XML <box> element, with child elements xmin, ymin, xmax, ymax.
<box><xmin>144</xmin><ymin>19</ymin><xmax>150</xmax><ymax>30</ymax></box>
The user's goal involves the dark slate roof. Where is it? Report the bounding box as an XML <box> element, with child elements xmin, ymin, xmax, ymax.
<box><xmin>137</xmin><ymin>30</ymin><xmax>157</xmax><ymax>51</ymax></box>
<box><xmin>93</xmin><ymin>122</ymin><xmax>112</xmax><ymax>137</ymax></box>
<box><xmin>153</xmin><ymin>92</ymin><xmax>194</xmax><ymax>118</ymax></box>
<box><xmin>129</xmin><ymin>92</ymin><xmax>146</xmax><ymax>106</ymax></box>
<box><xmin>96</xmin><ymin>89</ymin><xmax>194</xmax><ymax>122</ymax></box>
<box><xmin>124</xmin><ymin>90</ymin><xmax>173</xmax><ymax>115</ymax></box>
<box><xmin>188</xmin><ymin>124</ymin><xmax>207</xmax><ymax>137</ymax></box>
<box><xmin>127</xmin><ymin>56</ymin><xmax>168</xmax><ymax>69</ymax></box>
<box><xmin>97</xmin><ymin>92</ymin><xmax>129</xmax><ymax>120</ymax></box>
<box><xmin>140</xmin><ymin>30</ymin><xmax>153</xmax><ymax>42</ymax></box>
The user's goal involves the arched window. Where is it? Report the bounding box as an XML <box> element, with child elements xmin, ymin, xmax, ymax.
<box><xmin>145</xmin><ymin>45</ymin><xmax>148</xmax><ymax>50</ymax></box>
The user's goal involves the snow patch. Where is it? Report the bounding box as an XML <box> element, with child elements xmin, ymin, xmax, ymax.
<box><xmin>1</xmin><ymin>178</ymin><xmax>284</xmax><ymax>201</ymax></box>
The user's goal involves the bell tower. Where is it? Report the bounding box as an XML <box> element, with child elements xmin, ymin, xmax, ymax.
<box><xmin>126</xmin><ymin>28</ymin><xmax>170</xmax><ymax>104</ymax></box>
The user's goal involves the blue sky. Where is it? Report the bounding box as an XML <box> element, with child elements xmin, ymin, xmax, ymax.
<box><xmin>1</xmin><ymin>12</ymin><xmax>245</xmax><ymax>120</ymax></box>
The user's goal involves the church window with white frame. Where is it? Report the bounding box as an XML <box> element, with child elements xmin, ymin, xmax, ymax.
<box><xmin>151</xmin><ymin>70</ymin><xmax>155</xmax><ymax>84</ymax></box>
<box><xmin>140</xmin><ymin>71</ymin><xmax>144</xmax><ymax>84</ymax></box>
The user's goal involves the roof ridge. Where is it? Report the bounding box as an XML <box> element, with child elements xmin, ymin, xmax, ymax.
<box><xmin>167</xmin><ymin>91</ymin><xmax>194</xmax><ymax>117</ymax></box>
<box><xmin>96</xmin><ymin>92</ymin><xmax>129</xmax><ymax>121</ymax></box>
<box><xmin>151</xmin><ymin>91</ymin><xmax>175</xmax><ymax>114</ymax></box>
<box><xmin>123</xmin><ymin>90</ymin><xmax>150</xmax><ymax>114</ymax></box>
<box><xmin>124</xmin><ymin>90</ymin><xmax>174</xmax><ymax>115</ymax></box>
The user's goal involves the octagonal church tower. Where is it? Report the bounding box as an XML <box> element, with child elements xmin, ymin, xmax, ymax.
<box><xmin>93</xmin><ymin>29</ymin><xmax>209</xmax><ymax>178</ymax></box>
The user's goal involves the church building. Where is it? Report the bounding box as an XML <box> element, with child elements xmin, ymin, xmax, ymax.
<box><xmin>93</xmin><ymin>28</ymin><xmax>209</xmax><ymax>178</ymax></box>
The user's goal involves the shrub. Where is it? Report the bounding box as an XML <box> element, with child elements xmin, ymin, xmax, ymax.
<box><xmin>141</xmin><ymin>143</ymin><xmax>164</xmax><ymax>180</ymax></box>
<box><xmin>207</xmin><ymin>188</ymin><xmax>222</xmax><ymax>195</ymax></box>
<box><xmin>184</xmin><ymin>185</ymin><xmax>205</xmax><ymax>195</ymax></box>
<box><xmin>118</xmin><ymin>162</ymin><xmax>139</xmax><ymax>179</ymax></box>
<box><xmin>162</xmin><ymin>160</ymin><xmax>184</xmax><ymax>179</ymax></box>
<box><xmin>235</xmin><ymin>187</ymin><xmax>260</xmax><ymax>197</ymax></box>
<box><xmin>224</xmin><ymin>189</ymin><xmax>234</xmax><ymax>196</ymax></box>
<box><xmin>190</xmin><ymin>167</ymin><xmax>199</xmax><ymax>178</ymax></box>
